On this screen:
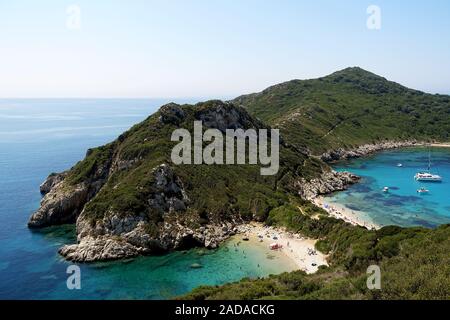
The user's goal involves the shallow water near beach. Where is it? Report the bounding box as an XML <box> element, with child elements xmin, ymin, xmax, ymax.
<box><xmin>324</xmin><ymin>148</ymin><xmax>450</xmax><ymax>228</ymax></box>
<box><xmin>0</xmin><ymin>99</ymin><xmax>295</xmax><ymax>299</ymax></box>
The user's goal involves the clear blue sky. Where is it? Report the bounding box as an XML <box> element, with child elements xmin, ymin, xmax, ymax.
<box><xmin>1</xmin><ymin>0</ymin><xmax>449</xmax><ymax>98</ymax></box>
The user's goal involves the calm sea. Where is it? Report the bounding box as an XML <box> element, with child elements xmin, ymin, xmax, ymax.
<box><xmin>0</xmin><ymin>99</ymin><xmax>296</xmax><ymax>300</ymax></box>
<box><xmin>325</xmin><ymin>148</ymin><xmax>450</xmax><ymax>228</ymax></box>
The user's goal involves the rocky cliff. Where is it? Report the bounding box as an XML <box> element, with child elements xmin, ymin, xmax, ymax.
<box><xmin>296</xmin><ymin>170</ymin><xmax>360</xmax><ymax>200</ymax></box>
<box><xmin>57</xmin><ymin>163</ymin><xmax>241</xmax><ymax>262</ymax></box>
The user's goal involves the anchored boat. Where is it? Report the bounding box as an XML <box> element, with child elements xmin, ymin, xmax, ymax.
<box><xmin>414</xmin><ymin>149</ymin><xmax>442</xmax><ymax>182</ymax></box>
<box><xmin>415</xmin><ymin>172</ymin><xmax>442</xmax><ymax>182</ymax></box>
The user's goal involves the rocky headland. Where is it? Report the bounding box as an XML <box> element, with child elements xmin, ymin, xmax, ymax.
<box><xmin>320</xmin><ymin>140</ymin><xmax>421</xmax><ymax>162</ymax></box>
<box><xmin>28</xmin><ymin>101</ymin><xmax>312</xmax><ymax>262</ymax></box>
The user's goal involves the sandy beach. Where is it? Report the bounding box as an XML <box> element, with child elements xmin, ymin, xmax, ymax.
<box><xmin>312</xmin><ymin>196</ymin><xmax>380</xmax><ymax>230</ymax></box>
<box><xmin>236</xmin><ymin>223</ymin><xmax>328</xmax><ymax>274</ymax></box>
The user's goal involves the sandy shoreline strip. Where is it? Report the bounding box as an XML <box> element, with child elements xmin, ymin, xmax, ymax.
<box><xmin>312</xmin><ymin>196</ymin><xmax>380</xmax><ymax>230</ymax></box>
<box><xmin>237</xmin><ymin>223</ymin><xmax>328</xmax><ymax>274</ymax></box>
<box><xmin>429</xmin><ymin>142</ymin><xmax>450</xmax><ymax>148</ymax></box>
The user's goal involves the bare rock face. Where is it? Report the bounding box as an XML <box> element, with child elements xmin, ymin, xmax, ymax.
<box><xmin>57</xmin><ymin>163</ymin><xmax>238</xmax><ymax>262</ymax></box>
<box><xmin>28</xmin><ymin>182</ymin><xmax>89</xmax><ymax>228</ymax></box>
<box><xmin>296</xmin><ymin>170</ymin><xmax>360</xmax><ymax>200</ymax></box>
<box><xmin>59</xmin><ymin>221</ymin><xmax>237</xmax><ymax>262</ymax></box>
<box><xmin>29</xmin><ymin>153</ymin><xmax>113</xmax><ymax>228</ymax></box>
<box><xmin>39</xmin><ymin>172</ymin><xmax>67</xmax><ymax>195</ymax></box>
<box><xmin>159</xmin><ymin>103</ymin><xmax>186</xmax><ymax>125</ymax></box>
<box><xmin>59</xmin><ymin>236</ymin><xmax>145</xmax><ymax>262</ymax></box>
<box><xmin>196</xmin><ymin>101</ymin><xmax>265</xmax><ymax>132</ymax></box>
<box><xmin>59</xmin><ymin>216</ymin><xmax>237</xmax><ymax>262</ymax></box>
<box><xmin>150</xmin><ymin>164</ymin><xmax>189</xmax><ymax>214</ymax></box>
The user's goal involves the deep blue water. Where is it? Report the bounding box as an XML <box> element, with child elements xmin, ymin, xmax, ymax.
<box><xmin>325</xmin><ymin>148</ymin><xmax>450</xmax><ymax>228</ymax></box>
<box><xmin>0</xmin><ymin>99</ymin><xmax>296</xmax><ymax>300</ymax></box>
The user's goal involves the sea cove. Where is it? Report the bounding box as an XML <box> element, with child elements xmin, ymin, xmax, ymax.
<box><xmin>0</xmin><ymin>99</ymin><xmax>296</xmax><ymax>300</ymax></box>
<box><xmin>323</xmin><ymin>147</ymin><xmax>450</xmax><ymax>228</ymax></box>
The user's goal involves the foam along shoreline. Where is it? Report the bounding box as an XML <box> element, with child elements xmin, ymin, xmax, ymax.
<box><xmin>312</xmin><ymin>196</ymin><xmax>380</xmax><ymax>230</ymax></box>
<box><xmin>236</xmin><ymin>223</ymin><xmax>328</xmax><ymax>274</ymax></box>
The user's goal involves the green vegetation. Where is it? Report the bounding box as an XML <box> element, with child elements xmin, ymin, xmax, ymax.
<box><xmin>178</xmin><ymin>68</ymin><xmax>450</xmax><ymax>300</ymax></box>
<box><xmin>57</xmin><ymin>67</ymin><xmax>449</xmax><ymax>299</ymax></box>
<box><xmin>234</xmin><ymin>67</ymin><xmax>450</xmax><ymax>154</ymax></box>
<box><xmin>182</xmin><ymin>211</ymin><xmax>450</xmax><ymax>300</ymax></box>
<box><xmin>64</xmin><ymin>101</ymin><xmax>320</xmax><ymax>232</ymax></box>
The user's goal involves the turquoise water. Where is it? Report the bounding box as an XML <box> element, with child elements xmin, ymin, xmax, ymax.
<box><xmin>0</xmin><ymin>99</ymin><xmax>295</xmax><ymax>300</ymax></box>
<box><xmin>325</xmin><ymin>148</ymin><xmax>450</xmax><ymax>228</ymax></box>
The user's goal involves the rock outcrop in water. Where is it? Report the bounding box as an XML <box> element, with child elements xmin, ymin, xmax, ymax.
<box><xmin>29</xmin><ymin>149</ymin><xmax>112</xmax><ymax>228</ymax></box>
<box><xmin>28</xmin><ymin>182</ymin><xmax>90</xmax><ymax>228</ymax></box>
<box><xmin>296</xmin><ymin>170</ymin><xmax>360</xmax><ymax>200</ymax></box>
<box><xmin>57</xmin><ymin>163</ymin><xmax>239</xmax><ymax>262</ymax></box>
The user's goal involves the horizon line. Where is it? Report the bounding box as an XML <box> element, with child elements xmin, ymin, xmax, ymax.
<box><xmin>2</xmin><ymin>66</ymin><xmax>450</xmax><ymax>99</ymax></box>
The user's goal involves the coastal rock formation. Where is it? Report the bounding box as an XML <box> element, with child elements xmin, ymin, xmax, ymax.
<box><xmin>31</xmin><ymin>101</ymin><xmax>286</xmax><ymax>262</ymax></box>
<box><xmin>59</xmin><ymin>236</ymin><xmax>144</xmax><ymax>262</ymax></box>
<box><xmin>28</xmin><ymin>155</ymin><xmax>112</xmax><ymax>228</ymax></box>
<box><xmin>58</xmin><ymin>222</ymin><xmax>238</xmax><ymax>262</ymax></box>
<box><xmin>320</xmin><ymin>141</ymin><xmax>419</xmax><ymax>162</ymax></box>
<box><xmin>39</xmin><ymin>172</ymin><xmax>67</xmax><ymax>195</ymax></box>
<box><xmin>296</xmin><ymin>170</ymin><xmax>360</xmax><ymax>200</ymax></box>
<box><xmin>28</xmin><ymin>182</ymin><xmax>90</xmax><ymax>228</ymax></box>
<box><xmin>57</xmin><ymin>163</ymin><xmax>240</xmax><ymax>262</ymax></box>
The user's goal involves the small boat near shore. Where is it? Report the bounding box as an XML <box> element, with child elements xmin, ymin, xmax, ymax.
<box><xmin>383</xmin><ymin>187</ymin><xmax>389</xmax><ymax>193</ymax></box>
<box><xmin>417</xmin><ymin>187</ymin><xmax>430</xmax><ymax>194</ymax></box>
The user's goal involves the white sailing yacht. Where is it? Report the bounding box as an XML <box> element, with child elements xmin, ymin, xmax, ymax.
<box><xmin>414</xmin><ymin>149</ymin><xmax>442</xmax><ymax>182</ymax></box>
